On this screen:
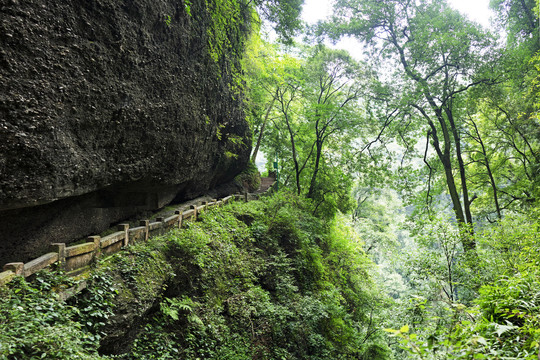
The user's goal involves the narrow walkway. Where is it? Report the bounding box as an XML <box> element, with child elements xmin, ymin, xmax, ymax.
<box><xmin>255</xmin><ymin>177</ymin><xmax>275</xmax><ymax>194</ymax></box>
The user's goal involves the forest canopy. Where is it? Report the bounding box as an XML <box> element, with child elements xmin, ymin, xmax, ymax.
<box><xmin>246</xmin><ymin>0</ymin><xmax>540</xmax><ymax>358</ymax></box>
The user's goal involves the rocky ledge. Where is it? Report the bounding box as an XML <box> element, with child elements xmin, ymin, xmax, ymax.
<box><xmin>0</xmin><ymin>0</ymin><xmax>251</xmax><ymax>264</ymax></box>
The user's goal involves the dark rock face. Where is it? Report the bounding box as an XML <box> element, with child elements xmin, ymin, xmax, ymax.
<box><xmin>0</xmin><ymin>0</ymin><xmax>251</xmax><ymax>264</ymax></box>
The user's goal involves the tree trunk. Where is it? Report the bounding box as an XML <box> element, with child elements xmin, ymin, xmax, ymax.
<box><xmin>446</xmin><ymin>109</ymin><xmax>474</xmax><ymax>226</ymax></box>
<box><xmin>251</xmin><ymin>95</ymin><xmax>276</xmax><ymax>163</ymax></box>
<box><xmin>275</xmin><ymin>85</ymin><xmax>302</xmax><ymax>195</ymax></box>
<box><xmin>419</xmin><ymin>107</ymin><xmax>475</xmax><ymax>251</ymax></box>
<box><xmin>307</xmin><ymin>139</ymin><xmax>322</xmax><ymax>198</ymax></box>
<box><xmin>469</xmin><ymin>117</ymin><xmax>502</xmax><ymax>219</ymax></box>
<box><xmin>286</xmin><ymin>120</ymin><xmax>301</xmax><ymax>195</ymax></box>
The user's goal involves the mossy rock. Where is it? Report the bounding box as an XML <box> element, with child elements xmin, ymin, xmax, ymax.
<box><xmin>234</xmin><ymin>161</ymin><xmax>261</xmax><ymax>192</ymax></box>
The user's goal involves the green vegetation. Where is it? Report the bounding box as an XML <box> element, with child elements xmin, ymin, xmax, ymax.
<box><xmin>0</xmin><ymin>194</ymin><xmax>390</xmax><ymax>359</ymax></box>
<box><xmin>376</xmin><ymin>212</ymin><xmax>540</xmax><ymax>359</ymax></box>
<box><xmin>234</xmin><ymin>161</ymin><xmax>261</xmax><ymax>191</ymax></box>
<box><xmin>2</xmin><ymin>0</ymin><xmax>540</xmax><ymax>359</ymax></box>
<box><xmin>2</xmin><ymin>196</ymin><xmax>538</xmax><ymax>359</ymax></box>
<box><xmin>128</xmin><ymin>193</ymin><xmax>389</xmax><ymax>359</ymax></box>
<box><xmin>243</xmin><ymin>0</ymin><xmax>540</xmax><ymax>358</ymax></box>
<box><xmin>0</xmin><ymin>272</ymin><xmax>112</xmax><ymax>359</ymax></box>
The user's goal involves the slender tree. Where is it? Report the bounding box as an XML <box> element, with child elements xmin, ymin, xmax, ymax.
<box><xmin>303</xmin><ymin>47</ymin><xmax>364</xmax><ymax>199</ymax></box>
<box><xmin>329</xmin><ymin>0</ymin><xmax>496</xmax><ymax>250</ymax></box>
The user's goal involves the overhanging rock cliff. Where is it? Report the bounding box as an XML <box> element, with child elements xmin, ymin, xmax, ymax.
<box><xmin>0</xmin><ymin>0</ymin><xmax>252</xmax><ymax>264</ymax></box>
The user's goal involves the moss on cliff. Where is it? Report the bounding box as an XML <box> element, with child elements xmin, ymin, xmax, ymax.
<box><xmin>0</xmin><ymin>0</ymin><xmax>255</xmax><ymax>265</ymax></box>
<box><xmin>101</xmin><ymin>193</ymin><xmax>390</xmax><ymax>359</ymax></box>
<box><xmin>96</xmin><ymin>239</ymin><xmax>175</xmax><ymax>354</ymax></box>
<box><xmin>234</xmin><ymin>161</ymin><xmax>262</xmax><ymax>192</ymax></box>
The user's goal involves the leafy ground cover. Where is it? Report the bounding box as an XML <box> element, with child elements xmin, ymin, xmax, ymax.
<box><xmin>0</xmin><ymin>193</ymin><xmax>390</xmax><ymax>359</ymax></box>
<box><xmin>127</xmin><ymin>192</ymin><xmax>390</xmax><ymax>359</ymax></box>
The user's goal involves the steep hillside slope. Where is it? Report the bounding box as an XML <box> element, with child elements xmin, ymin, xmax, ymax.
<box><xmin>0</xmin><ymin>194</ymin><xmax>390</xmax><ymax>359</ymax></box>
<box><xmin>0</xmin><ymin>0</ymin><xmax>252</xmax><ymax>263</ymax></box>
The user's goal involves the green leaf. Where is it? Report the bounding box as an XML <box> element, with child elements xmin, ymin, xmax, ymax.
<box><xmin>493</xmin><ymin>323</ymin><xmax>516</xmax><ymax>337</ymax></box>
<box><xmin>400</xmin><ymin>325</ymin><xmax>410</xmax><ymax>333</ymax></box>
<box><xmin>474</xmin><ymin>336</ymin><xmax>488</xmax><ymax>346</ymax></box>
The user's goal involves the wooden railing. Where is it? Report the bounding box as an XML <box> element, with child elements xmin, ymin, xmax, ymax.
<box><xmin>0</xmin><ymin>194</ymin><xmax>247</xmax><ymax>287</ymax></box>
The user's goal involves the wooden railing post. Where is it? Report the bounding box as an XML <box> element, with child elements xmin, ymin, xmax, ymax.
<box><xmin>190</xmin><ymin>205</ymin><xmax>198</xmax><ymax>221</ymax></box>
<box><xmin>50</xmin><ymin>243</ymin><xmax>66</xmax><ymax>270</ymax></box>
<box><xmin>140</xmin><ymin>220</ymin><xmax>150</xmax><ymax>241</ymax></box>
<box><xmin>87</xmin><ymin>235</ymin><xmax>101</xmax><ymax>259</ymax></box>
<box><xmin>175</xmin><ymin>210</ymin><xmax>183</xmax><ymax>228</ymax></box>
<box><xmin>118</xmin><ymin>224</ymin><xmax>129</xmax><ymax>247</ymax></box>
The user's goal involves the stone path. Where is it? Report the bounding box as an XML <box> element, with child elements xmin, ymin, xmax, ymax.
<box><xmin>256</xmin><ymin>177</ymin><xmax>275</xmax><ymax>193</ymax></box>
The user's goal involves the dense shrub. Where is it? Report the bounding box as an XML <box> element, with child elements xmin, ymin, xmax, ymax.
<box><xmin>0</xmin><ymin>193</ymin><xmax>390</xmax><ymax>359</ymax></box>
<box><xmin>386</xmin><ymin>212</ymin><xmax>540</xmax><ymax>359</ymax></box>
<box><xmin>235</xmin><ymin>161</ymin><xmax>262</xmax><ymax>192</ymax></box>
<box><xmin>0</xmin><ymin>272</ymin><xmax>109</xmax><ymax>359</ymax></box>
<box><xmin>128</xmin><ymin>192</ymin><xmax>390</xmax><ymax>359</ymax></box>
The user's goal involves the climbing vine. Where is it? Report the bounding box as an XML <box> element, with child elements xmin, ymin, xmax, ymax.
<box><xmin>202</xmin><ymin>0</ymin><xmax>256</xmax><ymax>90</ymax></box>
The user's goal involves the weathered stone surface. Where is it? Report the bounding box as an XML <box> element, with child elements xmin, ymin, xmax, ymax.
<box><xmin>163</xmin><ymin>214</ymin><xmax>180</xmax><ymax>228</ymax></box>
<box><xmin>23</xmin><ymin>252</ymin><xmax>58</xmax><ymax>277</ymax></box>
<box><xmin>57</xmin><ymin>280</ymin><xmax>88</xmax><ymax>301</ymax></box>
<box><xmin>50</xmin><ymin>243</ymin><xmax>66</xmax><ymax>267</ymax></box>
<box><xmin>65</xmin><ymin>251</ymin><xmax>94</xmax><ymax>272</ymax></box>
<box><xmin>0</xmin><ymin>0</ymin><xmax>251</xmax><ymax>264</ymax></box>
<box><xmin>65</xmin><ymin>242</ymin><xmax>95</xmax><ymax>258</ymax></box>
<box><xmin>183</xmin><ymin>208</ymin><xmax>195</xmax><ymax>219</ymax></box>
<box><xmin>87</xmin><ymin>236</ymin><xmax>101</xmax><ymax>259</ymax></box>
<box><xmin>118</xmin><ymin>224</ymin><xmax>129</xmax><ymax>247</ymax></box>
<box><xmin>100</xmin><ymin>231</ymin><xmax>125</xmax><ymax>249</ymax></box>
<box><xmin>101</xmin><ymin>242</ymin><xmax>123</xmax><ymax>257</ymax></box>
<box><xmin>0</xmin><ymin>270</ymin><xmax>16</xmax><ymax>286</ymax></box>
<box><xmin>128</xmin><ymin>227</ymin><xmax>146</xmax><ymax>244</ymax></box>
<box><xmin>3</xmin><ymin>262</ymin><xmax>24</xmax><ymax>275</ymax></box>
